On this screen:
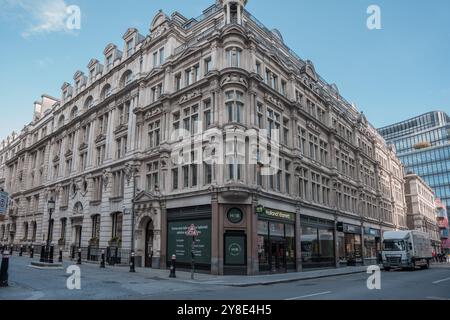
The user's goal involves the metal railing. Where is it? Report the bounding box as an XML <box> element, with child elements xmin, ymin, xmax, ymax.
<box><xmin>69</xmin><ymin>246</ymin><xmax>131</xmax><ymax>265</ymax></box>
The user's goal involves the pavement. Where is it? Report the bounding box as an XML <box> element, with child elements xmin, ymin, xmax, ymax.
<box><xmin>1</xmin><ymin>254</ymin><xmax>449</xmax><ymax>300</ymax></box>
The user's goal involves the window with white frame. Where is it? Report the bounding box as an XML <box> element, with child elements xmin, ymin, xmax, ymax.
<box><xmin>204</xmin><ymin>57</ymin><xmax>212</xmax><ymax>74</ymax></box>
<box><xmin>203</xmin><ymin>100</ymin><xmax>212</xmax><ymax>130</ymax></box>
<box><xmin>126</xmin><ymin>39</ymin><xmax>134</xmax><ymax>57</ymax></box>
<box><xmin>225</xmin><ymin>90</ymin><xmax>244</xmax><ymax>124</ymax></box>
<box><xmin>116</xmin><ymin>136</ymin><xmax>127</xmax><ymax>159</ymax></box>
<box><xmin>146</xmin><ymin>161</ymin><xmax>159</xmax><ymax>191</ymax></box>
<box><xmin>117</xmin><ymin>102</ymin><xmax>130</xmax><ymax>127</ymax></box>
<box><xmin>112</xmin><ymin>171</ymin><xmax>125</xmax><ymax>198</ymax></box>
<box><xmin>182</xmin><ymin>105</ymin><xmax>199</xmax><ymax>136</ymax></box>
<box><xmin>92</xmin><ymin>176</ymin><xmax>103</xmax><ymax>201</ymax></box>
<box><xmin>226</xmin><ymin>47</ymin><xmax>242</xmax><ymax>67</ymax></box>
<box><xmin>106</xmin><ymin>55</ymin><xmax>113</xmax><ymax>71</ymax></box>
<box><xmin>96</xmin><ymin>145</ymin><xmax>106</xmax><ymax>166</ymax></box>
<box><xmin>148</xmin><ymin>120</ymin><xmax>161</xmax><ymax>149</ymax></box>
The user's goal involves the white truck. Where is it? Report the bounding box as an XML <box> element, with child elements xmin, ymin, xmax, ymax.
<box><xmin>382</xmin><ymin>230</ymin><xmax>433</xmax><ymax>271</ymax></box>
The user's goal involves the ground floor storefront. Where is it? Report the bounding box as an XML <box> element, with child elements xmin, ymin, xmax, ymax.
<box><xmin>0</xmin><ymin>191</ymin><xmax>393</xmax><ymax>276</ymax></box>
<box><xmin>156</xmin><ymin>193</ymin><xmax>391</xmax><ymax>276</ymax></box>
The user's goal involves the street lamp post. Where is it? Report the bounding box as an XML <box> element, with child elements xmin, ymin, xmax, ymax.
<box><xmin>130</xmin><ymin>166</ymin><xmax>137</xmax><ymax>273</ymax></box>
<box><xmin>46</xmin><ymin>198</ymin><xmax>55</xmax><ymax>263</ymax></box>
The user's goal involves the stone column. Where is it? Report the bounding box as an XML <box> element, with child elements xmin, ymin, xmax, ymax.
<box><xmin>211</xmin><ymin>191</ymin><xmax>220</xmax><ymax>275</ymax></box>
<box><xmin>159</xmin><ymin>201</ymin><xmax>167</xmax><ymax>269</ymax></box>
<box><xmin>295</xmin><ymin>203</ymin><xmax>303</xmax><ymax>272</ymax></box>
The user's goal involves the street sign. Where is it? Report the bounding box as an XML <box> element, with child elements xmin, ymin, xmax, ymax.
<box><xmin>185</xmin><ymin>224</ymin><xmax>199</xmax><ymax>237</ymax></box>
<box><xmin>0</xmin><ymin>192</ymin><xmax>8</xmax><ymax>215</ymax></box>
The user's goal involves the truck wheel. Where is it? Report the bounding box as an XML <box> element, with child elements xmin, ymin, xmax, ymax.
<box><xmin>384</xmin><ymin>267</ymin><xmax>391</xmax><ymax>272</ymax></box>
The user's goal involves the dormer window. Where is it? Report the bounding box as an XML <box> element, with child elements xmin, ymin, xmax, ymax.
<box><xmin>126</xmin><ymin>39</ymin><xmax>134</xmax><ymax>57</ymax></box>
<box><xmin>106</xmin><ymin>55</ymin><xmax>113</xmax><ymax>71</ymax></box>
<box><xmin>101</xmin><ymin>84</ymin><xmax>112</xmax><ymax>100</ymax></box>
<box><xmin>75</xmin><ymin>80</ymin><xmax>80</xmax><ymax>93</ymax></box>
<box><xmin>90</xmin><ymin>69</ymin><xmax>95</xmax><ymax>82</ymax></box>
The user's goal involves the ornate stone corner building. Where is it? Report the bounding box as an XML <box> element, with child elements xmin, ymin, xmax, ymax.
<box><xmin>0</xmin><ymin>0</ymin><xmax>407</xmax><ymax>275</ymax></box>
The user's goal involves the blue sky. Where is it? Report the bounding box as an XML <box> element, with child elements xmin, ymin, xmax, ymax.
<box><xmin>0</xmin><ymin>0</ymin><xmax>449</xmax><ymax>139</ymax></box>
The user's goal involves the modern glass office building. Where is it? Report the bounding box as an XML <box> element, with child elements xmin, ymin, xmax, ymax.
<box><xmin>378</xmin><ymin>111</ymin><xmax>450</xmax><ymax>219</ymax></box>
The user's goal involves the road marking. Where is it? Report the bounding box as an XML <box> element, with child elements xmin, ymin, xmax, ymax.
<box><xmin>285</xmin><ymin>291</ymin><xmax>332</xmax><ymax>300</ymax></box>
<box><xmin>432</xmin><ymin>277</ymin><xmax>450</xmax><ymax>284</ymax></box>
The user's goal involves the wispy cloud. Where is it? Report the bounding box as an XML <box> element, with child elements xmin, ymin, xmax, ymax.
<box><xmin>0</xmin><ymin>0</ymin><xmax>79</xmax><ymax>38</ymax></box>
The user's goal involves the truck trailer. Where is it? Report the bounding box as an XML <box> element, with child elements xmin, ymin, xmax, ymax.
<box><xmin>382</xmin><ymin>230</ymin><xmax>433</xmax><ymax>271</ymax></box>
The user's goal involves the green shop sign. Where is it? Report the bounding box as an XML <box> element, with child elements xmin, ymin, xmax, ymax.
<box><xmin>167</xmin><ymin>219</ymin><xmax>211</xmax><ymax>264</ymax></box>
<box><xmin>227</xmin><ymin>208</ymin><xmax>244</xmax><ymax>224</ymax></box>
<box><xmin>258</xmin><ymin>207</ymin><xmax>295</xmax><ymax>223</ymax></box>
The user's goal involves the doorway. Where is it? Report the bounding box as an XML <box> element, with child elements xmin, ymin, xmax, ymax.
<box><xmin>270</xmin><ymin>239</ymin><xmax>287</xmax><ymax>273</ymax></box>
<box><xmin>75</xmin><ymin>226</ymin><xmax>82</xmax><ymax>247</ymax></box>
<box><xmin>145</xmin><ymin>220</ymin><xmax>154</xmax><ymax>268</ymax></box>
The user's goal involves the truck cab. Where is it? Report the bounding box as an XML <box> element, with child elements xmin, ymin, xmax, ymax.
<box><xmin>382</xmin><ymin>231</ymin><xmax>431</xmax><ymax>271</ymax></box>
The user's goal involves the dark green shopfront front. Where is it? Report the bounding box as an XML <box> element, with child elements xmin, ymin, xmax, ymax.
<box><xmin>163</xmin><ymin>203</ymin><xmax>382</xmax><ymax>276</ymax></box>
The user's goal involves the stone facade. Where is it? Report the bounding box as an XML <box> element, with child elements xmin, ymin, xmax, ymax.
<box><xmin>404</xmin><ymin>173</ymin><xmax>440</xmax><ymax>247</ymax></box>
<box><xmin>0</xmin><ymin>0</ymin><xmax>407</xmax><ymax>274</ymax></box>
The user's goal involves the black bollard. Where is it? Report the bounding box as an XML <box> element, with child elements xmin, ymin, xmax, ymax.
<box><xmin>77</xmin><ymin>249</ymin><xmax>82</xmax><ymax>265</ymax></box>
<box><xmin>19</xmin><ymin>245</ymin><xmax>23</xmax><ymax>257</ymax></box>
<box><xmin>49</xmin><ymin>246</ymin><xmax>54</xmax><ymax>264</ymax></box>
<box><xmin>0</xmin><ymin>250</ymin><xmax>10</xmax><ymax>287</ymax></box>
<box><xmin>100</xmin><ymin>250</ymin><xmax>105</xmax><ymax>268</ymax></box>
<box><xmin>40</xmin><ymin>245</ymin><xmax>45</xmax><ymax>263</ymax></box>
<box><xmin>58</xmin><ymin>248</ymin><xmax>63</xmax><ymax>263</ymax></box>
<box><xmin>129</xmin><ymin>252</ymin><xmax>136</xmax><ymax>273</ymax></box>
<box><xmin>9</xmin><ymin>245</ymin><xmax>13</xmax><ymax>256</ymax></box>
<box><xmin>169</xmin><ymin>254</ymin><xmax>177</xmax><ymax>278</ymax></box>
<box><xmin>30</xmin><ymin>246</ymin><xmax>34</xmax><ymax>259</ymax></box>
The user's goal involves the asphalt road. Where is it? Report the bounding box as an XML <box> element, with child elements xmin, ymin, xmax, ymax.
<box><xmin>156</xmin><ymin>264</ymin><xmax>450</xmax><ymax>300</ymax></box>
<box><xmin>1</xmin><ymin>256</ymin><xmax>449</xmax><ymax>300</ymax></box>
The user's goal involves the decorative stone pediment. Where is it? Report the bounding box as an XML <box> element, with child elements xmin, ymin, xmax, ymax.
<box><xmin>220</xmin><ymin>73</ymin><xmax>248</xmax><ymax>89</ymax></box>
<box><xmin>264</xmin><ymin>93</ymin><xmax>283</xmax><ymax>109</ymax></box>
<box><xmin>53</xmin><ymin>155</ymin><xmax>60</xmax><ymax>163</ymax></box>
<box><xmin>103</xmin><ymin>43</ymin><xmax>117</xmax><ymax>56</ymax></box>
<box><xmin>301</xmin><ymin>60</ymin><xmax>318</xmax><ymax>82</ymax></box>
<box><xmin>78</xmin><ymin>142</ymin><xmax>88</xmax><ymax>151</ymax></box>
<box><xmin>179</xmin><ymin>90</ymin><xmax>201</xmax><ymax>105</ymax></box>
<box><xmin>150</xmin><ymin>10</ymin><xmax>170</xmax><ymax>33</ymax></box>
<box><xmin>306</xmin><ymin>121</ymin><xmax>320</xmax><ymax>134</ymax></box>
<box><xmin>95</xmin><ymin>134</ymin><xmax>106</xmax><ymax>144</ymax></box>
<box><xmin>134</xmin><ymin>190</ymin><xmax>159</xmax><ymax>204</ymax></box>
<box><xmin>144</xmin><ymin>107</ymin><xmax>162</xmax><ymax>120</ymax></box>
<box><xmin>88</xmin><ymin>59</ymin><xmax>99</xmax><ymax>69</ymax></box>
<box><xmin>123</xmin><ymin>27</ymin><xmax>138</xmax><ymax>41</ymax></box>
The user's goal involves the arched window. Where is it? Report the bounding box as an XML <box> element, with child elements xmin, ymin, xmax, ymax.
<box><xmin>84</xmin><ymin>96</ymin><xmax>94</xmax><ymax>109</ymax></box>
<box><xmin>226</xmin><ymin>47</ymin><xmax>242</xmax><ymax>68</ymax></box>
<box><xmin>101</xmin><ymin>84</ymin><xmax>112</xmax><ymax>100</ymax></box>
<box><xmin>70</xmin><ymin>106</ymin><xmax>78</xmax><ymax>120</ymax></box>
<box><xmin>57</xmin><ymin>115</ymin><xmax>65</xmax><ymax>128</ymax></box>
<box><xmin>74</xmin><ymin>202</ymin><xmax>83</xmax><ymax>215</ymax></box>
<box><xmin>120</xmin><ymin>70</ymin><xmax>134</xmax><ymax>88</ymax></box>
<box><xmin>225</xmin><ymin>90</ymin><xmax>244</xmax><ymax>124</ymax></box>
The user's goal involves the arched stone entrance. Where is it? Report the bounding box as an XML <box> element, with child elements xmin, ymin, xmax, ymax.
<box><xmin>134</xmin><ymin>191</ymin><xmax>162</xmax><ymax>268</ymax></box>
